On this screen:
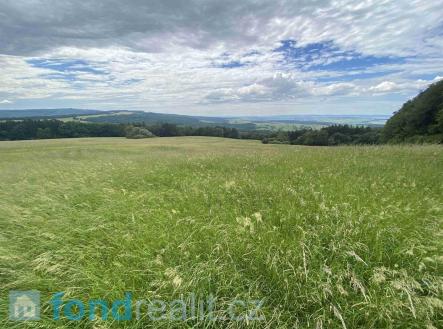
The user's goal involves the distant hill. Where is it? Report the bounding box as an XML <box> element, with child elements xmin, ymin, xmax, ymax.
<box><xmin>0</xmin><ymin>108</ymin><xmax>388</xmax><ymax>131</ymax></box>
<box><xmin>82</xmin><ymin>111</ymin><xmax>226</xmax><ymax>125</ymax></box>
<box><xmin>383</xmin><ymin>80</ymin><xmax>443</xmax><ymax>143</ymax></box>
<box><xmin>0</xmin><ymin>108</ymin><xmax>102</xmax><ymax>119</ymax></box>
<box><xmin>237</xmin><ymin>114</ymin><xmax>388</xmax><ymax>127</ymax></box>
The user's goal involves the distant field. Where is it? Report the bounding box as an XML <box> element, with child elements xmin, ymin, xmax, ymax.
<box><xmin>0</xmin><ymin>138</ymin><xmax>442</xmax><ymax>328</ymax></box>
<box><xmin>0</xmin><ymin>109</ymin><xmax>388</xmax><ymax>131</ymax></box>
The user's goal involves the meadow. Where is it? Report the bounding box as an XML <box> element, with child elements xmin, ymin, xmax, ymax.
<box><xmin>0</xmin><ymin>137</ymin><xmax>442</xmax><ymax>328</ymax></box>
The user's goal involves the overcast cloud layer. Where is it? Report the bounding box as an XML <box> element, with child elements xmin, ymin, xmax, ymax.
<box><xmin>0</xmin><ymin>0</ymin><xmax>442</xmax><ymax>115</ymax></box>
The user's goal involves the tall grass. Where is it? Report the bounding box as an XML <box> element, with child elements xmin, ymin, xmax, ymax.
<box><xmin>0</xmin><ymin>137</ymin><xmax>442</xmax><ymax>328</ymax></box>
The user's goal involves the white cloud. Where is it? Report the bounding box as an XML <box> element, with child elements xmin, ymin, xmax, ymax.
<box><xmin>0</xmin><ymin>1</ymin><xmax>442</xmax><ymax>114</ymax></box>
<box><xmin>1</xmin><ymin>1</ymin><xmax>442</xmax><ymax>58</ymax></box>
<box><xmin>313</xmin><ymin>83</ymin><xmax>358</xmax><ymax>96</ymax></box>
<box><xmin>203</xmin><ymin>74</ymin><xmax>360</xmax><ymax>103</ymax></box>
<box><xmin>368</xmin><ymin>78</ymin><xmax>442</xmax><ymax>94</ymax></box>
<box><xmin>369</xmin><ymin>81</ymin><xmax>400</xmax><ymax>93</ymax></box>
<box><xmin>0</xmin><ymin>99</ymin><xmax>12</xmax><ymax>104</ymax></box>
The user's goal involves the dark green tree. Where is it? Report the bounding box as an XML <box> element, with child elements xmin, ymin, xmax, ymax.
<box><xmin>382</xmin><ymin>80</ymin><xmax>443</xmax><ymax>143</ymax></box>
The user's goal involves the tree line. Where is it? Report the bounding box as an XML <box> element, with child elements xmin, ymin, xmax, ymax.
<box><xmin>0</xmin><ymin>120</ymin><xmax>244</xmax><ymax>141</ymax></box>
<box><xmin>262</xmin><ymin>125</ymin><xmax>381</xmax><ymax>146</ymax></box>
<box><xmin>0</xmin><ymin>119</ymin><xmax>383</xmax><ymax>146</ymax></box>
<box><xmin>0</xmin><ymin>120</ymin><xmax>126</xmax><ymax>140</ymax></box>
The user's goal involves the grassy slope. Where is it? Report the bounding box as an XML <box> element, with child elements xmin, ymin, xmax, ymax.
<box><xmin>0</xmin><ymin>137</ymin><xmax>442</xmax><ymax>328</ymax></box>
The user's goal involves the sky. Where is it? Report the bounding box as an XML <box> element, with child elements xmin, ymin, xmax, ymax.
<box><xmin>0</xmin><ymin>0</ymin><xmax>442</xmax><ymax>116</ymax></box>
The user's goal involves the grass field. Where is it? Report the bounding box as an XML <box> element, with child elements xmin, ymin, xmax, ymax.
<box><xmin>0</xmin><ymin>137</ymin><xmax>442</xmax><ymax>328</ymax></box>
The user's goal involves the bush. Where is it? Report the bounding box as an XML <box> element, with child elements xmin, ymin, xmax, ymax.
<box><xmin>125</xmin><ymin>126</ymin><xmax>155</xmax><ymax>139</ymax></box>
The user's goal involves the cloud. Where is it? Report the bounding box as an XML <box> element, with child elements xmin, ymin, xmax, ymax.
<box><xmin>368</xmin><ymin>77</ymin><xmax>443</xmax><ymax>94</ymax></box>
<box><xmin>0</xmin><ymin>0</ymin><xmax>442</xmax><ymax>57</ymax></box>
<box><xmin>312</xmin><ymin>83</ymin><xmax>358</xmax><ymax>96</ymax></box>
<box><xmin>0</xmin><ymin>1</ymin><xmax>442</xmax><ymax>114</ymax></box>
<box><xmin>369</xmin><ymin>81</ymin><xmax>400</xmax><ymax>93</ymax></box>
<box><xmin>203</xmin><ymin>73</ymin><xmax>360</xmax><ymax>103</ymax></box>
<box><xmin>0</xmin><ymin>99</ymin><xmax>12</xmax><ymax>104</ymax></box>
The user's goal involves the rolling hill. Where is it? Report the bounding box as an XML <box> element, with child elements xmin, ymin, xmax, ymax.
<box><xmin>0</xmin><ymin>108</ymin><xmax>388</xmax><ymax>131</ymax></box>
<box><xmin>0</xmin><ymin>108</ymin><xmax>102</xmax><ymax>119</ymax></box>
<box><xmin>383</xmin><ymin>80</ymin><xmax>443</xmax><ymax>143</ymax></box>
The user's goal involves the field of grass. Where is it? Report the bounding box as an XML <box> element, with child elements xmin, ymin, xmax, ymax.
<box><xmin>0</xmin><ymin>137</ymin><xmax>442</xmax><ymax>328</ymax></box>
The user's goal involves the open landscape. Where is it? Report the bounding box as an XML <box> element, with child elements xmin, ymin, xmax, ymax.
<box><xmin>0</xmin><ymin>109</ymin><xmax>389</xmax><ymax>131</ymax></box>
<box><xmin>1</xmin><ymin>1</ymin><xmax>443</xmax><ymax>328</ymax></box>
<box><xmin>1</xmin><ymin>137</ymin><xmax>442</xmax><ymax>328</ymax></box>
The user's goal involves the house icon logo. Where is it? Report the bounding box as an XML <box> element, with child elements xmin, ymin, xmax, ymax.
<box><xmin>9</xmin><ymin>290</ymin><xmax>41</xmax><ymax>321</ymax></box>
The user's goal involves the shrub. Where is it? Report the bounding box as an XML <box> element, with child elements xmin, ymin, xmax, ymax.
<box><xmin>125</xmin><ymin>126</ymin><xmax>155</xmax><ymax>139</ymax></box>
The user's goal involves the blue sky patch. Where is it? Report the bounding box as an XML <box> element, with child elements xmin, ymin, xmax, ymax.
<box><xmin>212</xmin><ymin>52</ymin><xmax>251</xmax><ymax>69</ymax></box>
<box><xmin>120</xmin><ymin>78</ymin><xmax>144</xmax><ymax>85</ymax></box>
<box><xmin>218</xmin><ymin>61</ymin><xmax>247</xmax><ymax>68</ymax></box>
<box><xmin>275</xmin><ymin>40</ymin><xmax>406</xmax><ymax>73</ymax></box>
<box><xmin>311</xmin><ymin>54</ymin><xmax>405</xmax><ymax>71</ymax></box>
<box><xmin>27</xmin><ymin>59</ymin><xmax>106</xmax><ymax>75</ymax></box>
<box><xmin>317</xmin><ymin>71</ymin><xmax>399</xmax><ymax>83</ymax></box>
